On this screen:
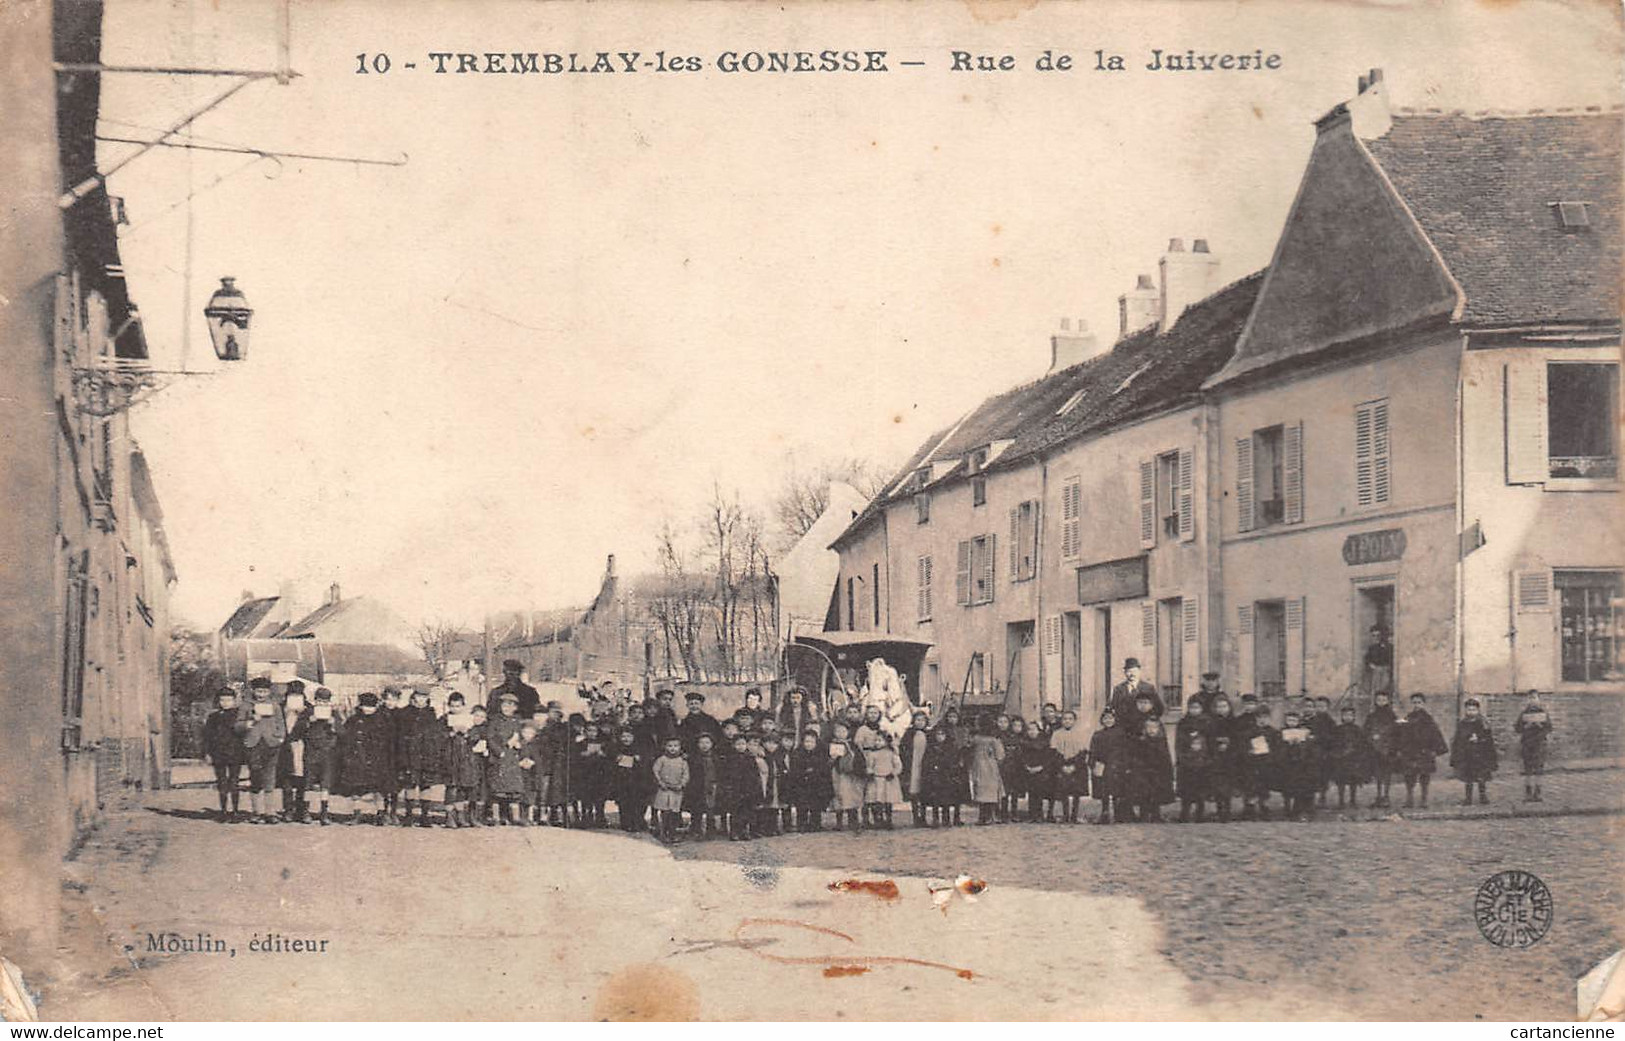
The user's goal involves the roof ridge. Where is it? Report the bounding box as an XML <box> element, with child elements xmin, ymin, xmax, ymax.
<box><xmin>1392</xmin><ymin>105</ymin><xmax>1623</xmax><ymax>120</ymax></box>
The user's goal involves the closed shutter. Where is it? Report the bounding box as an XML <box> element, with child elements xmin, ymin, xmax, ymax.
<box><xmin>1283</xmin><ymin>421</ymin><xmax>1305</xmax><ymax>524</ymax></box>
<box><xmin>1021</xmin><ymin>502</ymin><xmax>1037</xmax><ymax>580</ymax></box>
<box><xmin>983</xmin><ymin>534</ymin><xmax>996</xmax><ymax>603</ymax></box>
<box><xmin>1043</xmin><ymin>615</ymin><xmax>1062</xmax><ymax>657</ymax></box>
<box><xmin>1062</xmin><ymin>478</ymin><xmax>1082</xmax><ymax>559</ymax></box>
<box><xmin>1238</xmin><ymin>604</ymin><xmax>1255</xmax><ymax>695</ymax></box>
<box><xmin>918</xmin><ymin>556</ymin><xmax>933</xmax><ymax>621</ymax></box>
<box><xmin>1236</xmin><ymin>437</ymin><xmax>1255</xmax><ymax>533</ymax></box>
<box><xmin>956</xmin><ymin>540</ymin><xmax>971</xmax><ymax>606</ymax></box>
<box><xmin>1139</xmin><ymin>460</ymin><xmax>1156</xmax><ymax>549</ymax></box>
<box><xmin>1181</xmin><ymin>595</ymin><xmax>1201</xmax><ymax>699</ymax></box>
<box><xmin>1356</xmin><ymin>400</ymin><xmax>1392</xmax><ymax>507</ymax></box>
<box><xmin>1141</xmin><ymin>600</ymin><xmax>1156</xmax><ymax>649</ymax></box>
<box><xmin>1515</xmin><ymin>570</ymin><xmax>1552</xmax><ymax>613</ymax></box>
<box><xmin>1177</xmin><ymin>447</ymin><xmax>1195</xmax><ymax>541</ymax></box>
<box><xmin>1285</xmin><ymin>597</ymin><xmax>1306</xmax><ymax>696</ymax></box>
<box><xmin>1506</xmin><ymin>360</ymin><xmax>1549</xmax><ymax>485</ymax></box>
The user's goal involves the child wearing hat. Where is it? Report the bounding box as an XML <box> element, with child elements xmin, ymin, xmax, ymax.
<box><xmin>1232</xmin><ymin>695</ymin><xmax>1278</xmax><ymax>821</ymax></box>
<box><xmin>441</xmin><ymin>692</ymin><xmax>481</xmax><ymax>828</ymax></box>
<box><xmin>1327</xmin><ymin>703</ymin><xmax>1375</xmax><ymax>809</ymax></box>
<box><xmin>1174</xmin><ymin>697</ymin><xmax>1213</xmax><ymax>823</ymax></box>
<box><xmin>237</xmin><ymin>677</ymin><xmax>287</xmax><ymax>824</ymax></box>
<box><xmin>1088</xmin><ymin>708</ymin><xmax>1128</xmax><ymax>824</ymax></box>
<box><xmin>758</xmin><ymin>732</ymin><xmax>788</xmax><ymax>836</ymax></box>
<box><xmin>721</xmin><ymin>734</ymin><xmax>761</xmax><ymax>840</ymax></box>
<box><xmin>1206</xmin><ymin>696</ymin><xmax>1240</xmax><ymax>822</ymax></box>
<box><xmin>685</xmin><ymin>731</ymin><xmax>724</xmax><ymax>839</ymax></box>
<box><xmin>467</xmin><ymin>704</ymin><xmax>492</xmax><ymax>824</ymax></box>
<box><xmin>1125</xmin><ymin>716</ymin><xmax>1175</xmax><ymax>823</ymax></box>
<box><xmin>651</xmin><ymin>737</ymin><xmax>689</xmax><ymax>842</ymax></box>
<box><xmin>397</xmin><ymin>686</ymin><xmax>445</xmax><ymax>827</ymax></box>
<box><xmin>786</xmin><ymin>727</ymin><xmax>829</xmax><ymax>832</ymax></box>
<box><xmin>919</xmin><ymin>724</ymin><xmax>960</xmax><ymax>827</ymax></box>
<box><xmin>1449</xmin><ymin>697</ymin><xmax>1498</xmax><ymax>805</ymax></box>
<box><xmin>828</xmin><ymin>720</ymin><xmax>866</xmax><ymax>831</ymax></box>
<box><xmin>611</xmin><ymin>726</ymin><xmax>649</xmax><ymax>832</ymax></box>
<box><xmin>202</xmin><ymin>687</ymin><xmax>248</xmax><ymax>821</ymax></box>
<box><xmin>303</xmin><ymin>687</ymin><xmax>341</xmax><ymax>825</ymax></box>
<box><xmin>276</xmin><ymin>681</ymin><xmax>312</xmax><ymax>823</ymax></box>
<box><xmin>539</xmin><ymin>702</ymin><xmax>571</xmax><ymax>826</ymax></box>
<box><xmin>1395</xmin><ymin>693</ymin><xmax>1449</xmax><ymax>808</ymax></box>
<box><xmin>486</xmin><ymin>690</ymin><xmax>528</xmax><ymax>824</ymax></box>
<box><xmin>337</xmin><ymin>692</ymin><xmax>394</xmax><ymax>824</ymax></box>
<box><xmin>1363</xmin><ymin>690</ymin><xmax>1400</xmax><ymax>808</ymax></box>
<box><xmin>1513</xmin><ymin>690</ymin><xmax>1553</xmax><ymax>802</ymax></box>
<box><xmin>575</xmin><ymin>720</ymin><xmax>611</xmax><ymax>828</ymax></box>
<box><xmin>1274</xmin><ymin>709</ymin><xmax>1324</xmax><ymax>821</ymax></box>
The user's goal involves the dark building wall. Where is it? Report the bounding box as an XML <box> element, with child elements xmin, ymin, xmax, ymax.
<box><xmin>0</xmin><ymin>0</ymin><xmax>72</xmax><ymax>962</ymax></box>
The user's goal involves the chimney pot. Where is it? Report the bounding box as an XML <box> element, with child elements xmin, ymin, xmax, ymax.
<box><xmin>1167</xmin><ymin>238</ymin><xmax>1185</xmax><ymax>252</ymax></box>
<box><xmin>1369</xmin><ymin>67</ymin><xmax>1383</xmax><ymax>86</ymax></box>
<box><xmin>327</xmin><ymin>582</ymin><xmax>341</xmax><ymax>605</ymax></box>
<box><xmin>1193</xmin><ymin>239</ymin><xmax>1210</xmax><ymax>254</ymax></box>
<box><xmin>1358</xmin><ymin>74</ymin><xmax>1369</xmax><ymax>94</ymax></box>
<box><xmin>1136</xmin><ymin>274</ymin><xmax>1155</xmax><ymax>290</ymax></box>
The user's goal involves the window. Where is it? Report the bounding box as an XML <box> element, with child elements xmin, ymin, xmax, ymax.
<box><xmin>1253</xmin><ymin>600</ymin><xmax>1287</xmax><ymax>698</ymax></box>
<box><xmin>1355</xmin><ymin>398</ymin><xmax>1392</xmax><ymax>507</ymax></box>
<box><xmin>1556</xmin><ymin>570</ymin><xmax>1624</xmax><ymax>682</ymax></box>
<box><xmin>1237</xmin><ymin>422</ymin><xmax>1302</xmax><ymax>531</ymax></box>
<box><xmin>1548</xmin><ymin>363</ymin><xmax>1618</xmax><ymax>480</ymax></box>
<box><xmin>1156</xmin><ymin>597</ymin><xmax>1184</xmax><ymax>702</ymax></box>
<box><xmin>972</xmin><ymin>474</ymin><xmax>988</xmax><ymax>506</ymax></box>
<box><xmin>1551</xmin><ymin>201</ymin><xmax>1592</xmax><ymax>230</ymax></box>
<box><xmin>968</xmin><ymin>652</ymin><xmax>986</xmax><ymax>694</ymax></box>
<box><xmin>872</xmin><ymin>563</ymin><xmax>881</xmax><ymax>626</ymax></box>
<box><xmin>60</xmin><ymin>550</ymin><xmax>89</xmax><ymax>750</ymax></box>
<box><xmin>917</xmin><ymin>556</ymin><xmax>933</xmax><ymax>622</ymax></box>
<box><xmin>1060</xmin><ymin>476</ymin><xmax>1082</xmax><ymax>560</ymax></box>
<box><xmin>1008</xmin><ymin>499</ymin><xmax>1037</xmax><ymax>581</ymax></box>
<box><xmin>956</xmin><ymin>534</ymin><xmax>996</xmax><ymax>606</ymax></box>
<box><xmin>915</xmin><ymin>492</ymin><xmax>931</xmax><ymax>524</ymax></box>
<box><xmin>1157</xmin><ymin>451</ymin><xmax>1180</xmax><ymax>538</ymax></box>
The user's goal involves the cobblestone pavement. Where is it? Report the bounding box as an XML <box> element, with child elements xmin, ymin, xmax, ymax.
<box><xmin>674</xmin><ymin>808</ymin><xmax>1625</xmax><ymax>1020</ymax></box>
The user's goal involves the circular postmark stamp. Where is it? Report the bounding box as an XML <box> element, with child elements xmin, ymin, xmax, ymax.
<box><xmin>1474</xmin><ymin>870</ymin><xmax>1554</xmax><ymax>948</ymax></box>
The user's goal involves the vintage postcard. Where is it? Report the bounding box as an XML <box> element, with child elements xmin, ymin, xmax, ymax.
<box><xmin>1</xmin><ymin>0</ymin><xmax>1621</xmax><ymax>1025</ymax></box>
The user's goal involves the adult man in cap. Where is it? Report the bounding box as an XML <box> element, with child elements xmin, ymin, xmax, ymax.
<box><xmin>678</xmin><ymin>691</ymin><xmax>722</xmax><ymax>754</ymax></box>
<box><xmin>487</xmin><ymin>658</ymin><xmax>541</xmax><ymax>718</ymax></box>
<box><xmin>1109</xmin><ymin>657</ymin><xmax>1164</xmax><ymax>724</ymax></box>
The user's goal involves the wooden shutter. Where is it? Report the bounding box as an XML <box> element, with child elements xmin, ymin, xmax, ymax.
<box><xmin>1043</xmin><ymin>615</ymin><xmax>1061</xmax><ymax>657</ymax></box>
<box><xmin>1062</xmin><ymin>477</ymin><xmax>1082</xmax><ymax>559</ymax></box>
<box><xmin>983</xmin><ymin>534</ymin><xmax>996</xmax><ymax>603</ymax></box>
<box><xmin>1141</xmin><ymin>600</ymin><xmax>1156</xmax><ymax>648</ymax></box>
<box><xmin>1356</xmin><ymin>403</ymin><xmax>1376</xmax><ymax>507</ymax></box>
<box><xmin>1236</xmin><ymin>437</ymin><xmax>1255</xmax><ymax>533</ymax></box>
<box><xmin>1022</xmin><ymin>502</ymin><xmax>1038</xmax><ymax>580</ymax></box>
<box><xmin>917</xmin><ymin>556</ymin><xmax>933</xmax><ymax>621</ymax></box>
<box><xmin>1515</xmin><ymin>570</ymin><xmax>1552</xmax><ymax>614</ymax></box>
<box><xmin>1237</xmin><ymin>604</ymin><xmax>1255</xmax><ymax>695</ymax></box>
<box><xmin>955</xmin><ymin>540</ymin><xmax>971</xmax><ymax>606</ymax></box>
<box><xmin>1139</xmin><ymin>460</ymin><xmax>1156</xmax><ymax>549</ymax></box>
<box><xmin>1372</xmin><ymin>401</ymin><xmax>1391</xmax><ymax>504</ymax></box>
<box><xmin>1009</xmin><ymin>506</ymin><xmax>1022</xmax><ymax>578</ymax></box>
<box><xmin>1505</xmin><ymin>360</ymin><xmax>1549</xmax><ymax>485</ymax></box>
<box><xmin>1181</xmin><ymin>595</ymin><xmax>1201</xmax><ymax>699</ymax></box>
<box><xmin>1177</xmin><ymin>447</ymin><xmax>1195</xmax><ymax>541</ymax></box>
<box><xmin>1283</xmin><ymin>420</ymin><xmax>1305</xmax><ymax>524</ymax></box>
<box><xmin>1285</xmin><ymin>597</ymin><xmax>1306</xmax><ymax>696</ymax></box>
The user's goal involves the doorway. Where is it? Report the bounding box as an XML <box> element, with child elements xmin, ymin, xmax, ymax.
<box><xmin>1006</xmin><ymin>621</ymin><xmax>1037</xmax><ymax>717</ymax></box>
<box><xmin>1089</xmin><ymin>606</ymin><xmax>1113</xmax><ymax>723</ymax></box>
<box><xmin>1355</xmin><ymin>582</ymin><xmax>1397</xmax><ymax>695</ymax></box>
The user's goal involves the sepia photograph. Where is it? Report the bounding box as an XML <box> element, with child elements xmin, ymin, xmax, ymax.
<box><xmin>1</xmin><ymin>0</ymin><xmax>1622</xmax><ymax>1025</ymax></box>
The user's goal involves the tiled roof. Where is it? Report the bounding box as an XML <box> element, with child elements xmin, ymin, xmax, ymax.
<box><xmin>319</xmin><ymin>642</ymin><xmax>426</xmax><ymax>677</ymax></box>
<box><xmin>829</xmin><ymin>271</ymin><xmax>1264</xmax><ymax>547</ymax></box>
<box><xmin>220</xmin><ymin>597</ymin><xmax>282</xmax><ymax>640</ymax></box>
<box><xmin>1366</xmin><ymin>110</ymin><xmax>1622</xmax><ymax>325</ymax></box>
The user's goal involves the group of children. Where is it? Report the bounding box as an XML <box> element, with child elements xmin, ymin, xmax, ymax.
<box><xmin>200</xmin><ymin>677</ymin><xmax>1557</xmax><ymax>834</ymax></box>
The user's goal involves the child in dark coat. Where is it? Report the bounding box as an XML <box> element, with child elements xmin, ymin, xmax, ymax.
<box><xmin>1089</xmin><ymin>708</ymin><xmax>1129</xmax><ymax>824</ymax></box>
<box><xmin>303</xmin><ymin>687</ymin><xmax>342</xmax><ymax>825</ymax></box>
<box><xmin>1050</xmin><ymin>711</ymin><xmax>1090</xmax><ymax>824</ymax></box>
<box><xmin>1125</xmin><ymin>717</ymin><xmax>1175</xmax><ymax>822</ymax></box>
<box><xmin>276</xmin><ymin>683</ymin><xmax>311</xmax><ymax>823</ymax></box>
<box><xmin>1020</xmin><ymin>721</ymin><xmax>1059</xmax><ymax>822</ymax></box>
<box><xmin>336</xmin><ymin>692</ymin><xmax>394</xmax><ymax>825</ymax></box>
<box><xmin>786</xmin><ymin>728</ymin><xmax>830</xmax><ymax>832</ymax></box>
<box><xmin>1233</xmin><ymin>695</ymin><xmax>1279</xmax><ymax>821</ymax></box>
<box><xmin>685</xmin><ymin>732</ymin><xmax>724</xmax><ymax>838</ymax></box>
<box><xmin>611</xmin><ymin>727</ymin><xmax>649</xmax><ymax>832</ymax></box>
<box><xmin>441</xmin><ymin>694</ymin><xmax>482</xmax><ymax>828</ymax></box>
<box><xmin>997</xmin><ymin>715</ymin><xmax>1024</xmax><ymax>824</ymax></box>
<box><xmin>758</xmin><ymin>733</ymin><xmax>789</xmax><ymax>835</ymax></box>
<box><xmin>1308</xmin><ymin>696</ymin><xmax>1336</xmax><ymax>807</ymax></box>
<box><xmin>1449</xmin><ymin>697</ymin><xmax>1498</xmax><ymax>805</ymax></box>
<box><xmin>1363</xmin><ymin>690</ymin><xmax>1400</xmax><ymax>807</ymax></box>
<box><xmin>1206</xmin><ymin>696</ymin><xmax>1240</xmax><ymax>822</ymax></box>
<box><xmin>1274</xmin><ymin>709</ymin><xmax>1324</xmax><ymax>820</ymax></box>
<box><xmin>1174</xmin><ymin>698</ymin><xmax>1214</xmax><ymax>822</ymax></box>
<box><xmin>723</xmin><ymin>735</ymin><xmax>762</xmax><ymax>840</ymax></box>
<box><xmin>1327</xmin><ymin>704</ymin><xmax>1374</xmax><ymax>808</ymax></box>
<box><xmin>829</xmin><ymin>721</ymin><xmax>867</xmax><ymax>832</ymax></box>
<box><xmin>1514</xmin><ymin>690</ymin><xmax>1553</xmax><ymax>802</ymax></box>
<box><xmin>1396</xmin><ymin>693</ymin><xmax>1449</xmax><ymax>808</ymax></box>
<box><xmin>919</xmin><ymin>725</ymin><xmax>961</xmax><ymax>827</ymax></box>
<box><xmin>396</xmin><ymin>688</ymin><xmax>444</xmax><ymax>827</ymax></box>
<box><xmin>575</xmin><ymin>721</ymin><xmax>611</xmax><ymax>827</ymax></box>
<box><xmin>202</xmin><ymin>687</ymin><xmax>248</xmax><ymax>821</ymax></box>
<box><xmin>484</xmin><ymin>692</ymin><xmax>528</xmax><ymax>824</ymax></box>
<box><xmin>899</xmin><ymin>710</ymin><xmax>931</xmax><ymax>827</ymax></box>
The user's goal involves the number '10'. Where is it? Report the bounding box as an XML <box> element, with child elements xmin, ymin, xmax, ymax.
<box><xmin>355</xmin><ymin>53</ymin><xmax>391</xmax><ymax>74</ymax></box>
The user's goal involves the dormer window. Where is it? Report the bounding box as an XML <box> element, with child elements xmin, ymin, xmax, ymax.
<box><xmin>967</xmin><ymin>447</ymin><xmax>990</xmax><ymax>474</ymax></box>
<box><xmin>1551</xmin><ymin>201</ymin><xmax>1592</xmax><ymax>230</ymax></box>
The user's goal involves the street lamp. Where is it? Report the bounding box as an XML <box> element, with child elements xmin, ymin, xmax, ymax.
<box><xmin>70</xmin><ymin>275</ymin><xmax>254</xmax><ymax>416</ymax></box>
<box><xmin>203</xmin><ymin>276</ymin><xmax>252</xmax><ymax>361</ymax></box>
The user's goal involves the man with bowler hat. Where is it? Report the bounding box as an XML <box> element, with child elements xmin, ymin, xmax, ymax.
<box><xmin>487</xmin><ymin>658</ymin><xmax>541</xmax><ymax>718</ymax></box>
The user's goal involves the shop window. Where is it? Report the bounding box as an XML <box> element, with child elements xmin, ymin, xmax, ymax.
<box><xmin>1557</xmin><ymin>570</ymin><xmax>1624</xmax><ymax>682</ymax></box>
<box><xmin>1548</xmin><ymin>363</ymin><xmax>1618</xmax><ymax>480</ymax></box>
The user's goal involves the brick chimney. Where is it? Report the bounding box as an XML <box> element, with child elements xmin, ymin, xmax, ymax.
<box><xmin>1049</xmin><ymin>317</ymin><xmax>1100</xmax><ymax>373</ymax></box>
<box><xmin>1348</xmin><ymin>66</ymin><xmax>1391</xmax><ymax>141</ymax></box>
<box><xmin>1158</xmin><ymin>237</ymin><xmax>1222</xmax><ymax>330</ymax></box>
<box><xmin>326</xmin><ymin>581</ymin><xmax>341</xmax><ymax>606</ymax></box>
<box><xmin>1117</xmin><ymin>274</ymin><xmax>1158</xmax><ymax>340</ymax></box>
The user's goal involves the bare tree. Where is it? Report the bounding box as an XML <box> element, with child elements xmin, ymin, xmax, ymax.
<box><xmin>771</xmin><ymin>454</ymin><xmax>892</xmax><ymax>550</ymax></box>
<box><xmin>416</xmin><ymin>618</ymin><xmax>463</xmax><ymax>677</ymax></box>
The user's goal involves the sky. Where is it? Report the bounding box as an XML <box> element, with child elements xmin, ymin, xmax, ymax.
<box><xmin>97</xmin><ymin>0</ymin><xmax>1622</xmax><ymax>631</ymax></box>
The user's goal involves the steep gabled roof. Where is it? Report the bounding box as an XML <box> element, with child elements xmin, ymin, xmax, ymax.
<box><xmin>830</xmin><ymin>271</ymin><xmax>1264</xmax><ymax>547</ymax></box>
<box><xmin>221</xmin><ymin>597</ymin><xmax>284</xmax><ymax>640</ymax></box>
<box><xmin>1366</xmin><ymin>109</ymin><xmax>1622</xmax><ymax>326</ymax></box>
